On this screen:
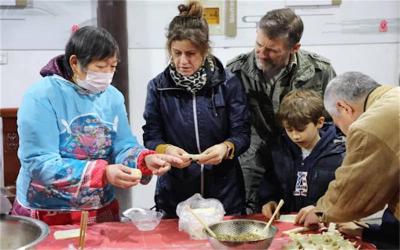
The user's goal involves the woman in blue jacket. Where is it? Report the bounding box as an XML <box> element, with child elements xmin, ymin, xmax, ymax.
<box><xmin>143</xmin><ymin>1</ymin><xmax>250</xmax><ymax>218</ymax></box>
<box><xmin>12</xmin><ymin>26</ymin><xmax>180</xmax><ymax>225</ymax></box>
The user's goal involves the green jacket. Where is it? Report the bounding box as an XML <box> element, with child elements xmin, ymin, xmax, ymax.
<box><xmin>226</xmin><ymin>49</ymin><xmax>336</xmax><ymax>143</ymax></box>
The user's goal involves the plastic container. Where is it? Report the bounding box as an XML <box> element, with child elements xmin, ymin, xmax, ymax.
<box><xmin>123</xmin><ymin>208</ymin><xmax>162</xmax><ymax>231</ymax></box>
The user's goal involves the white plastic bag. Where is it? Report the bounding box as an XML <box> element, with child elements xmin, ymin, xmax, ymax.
<box><xmin>176</xmin><ymin>193</ymin><xmax>225</xmax><ymax>240</ymax></box>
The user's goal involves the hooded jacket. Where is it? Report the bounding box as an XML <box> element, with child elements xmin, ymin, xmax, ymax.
<box><xmin>143</xmin><ymin>56</ymin><xmax>250</xmax><ymax>218</ymax></box>
<box><xmin>259</xmin><ymin>123</ymin><xmax>345</xmax><ymax>213</ymax></box>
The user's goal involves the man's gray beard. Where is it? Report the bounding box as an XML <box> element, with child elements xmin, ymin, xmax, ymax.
<box><xmin>256</xmin><ymin>59</ymin><xmax>283</xmax><ymax>78</ymax></box>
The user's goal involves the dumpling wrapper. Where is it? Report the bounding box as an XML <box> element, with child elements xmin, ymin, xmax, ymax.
<box><xmin>277</xmin><ymin>214</ymin><xmax>297</xmax><ymax>223</ymax></box>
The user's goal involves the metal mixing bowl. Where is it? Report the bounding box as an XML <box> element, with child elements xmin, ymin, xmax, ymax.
<box><xmin>0</xmin><ymin>214</ymin><xmax>49</xmax><ymax>250</ymax></box>
<box><xmin>205</xmin><ymin>219</ymin><xmax>277</xmax><ymax>249</ymax></box>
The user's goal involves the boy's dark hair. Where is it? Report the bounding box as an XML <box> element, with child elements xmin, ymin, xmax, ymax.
<box><xmin>64</xmin><ymin>26</ymin><xmax>120</xmax><ymax>79</ymax></box>
<box><xmin>277</xmin><ymin>89</ymin><xmax>324</xmax><ymax>130</ymax></box>
<box><xmin>258</xmin><ymin>8</ymin><xmax>303</xmax><ymax>48</ymax></box>
<box><xmin>166</xmin><ymin>1</ymin><xmax>210</xmax><ymax>57</ymax></box>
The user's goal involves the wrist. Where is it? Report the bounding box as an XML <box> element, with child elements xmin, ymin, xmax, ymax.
<box><xmin>137</xmin><ymin>150</ymin><xmax>156</xmax><ymax>176</ymax></box>
<box><xmin>223</xmin><ymin>141</ymin><xmax>235</xmax><ymax>159</ymax></box>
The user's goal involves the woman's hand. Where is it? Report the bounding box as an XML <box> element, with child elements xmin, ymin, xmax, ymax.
<box><xmin>144</xmin><ymin>153</ymin><xmax>183</xmax><ymax>175</ymax></box>
<box><xmin>262</xmin><ymin>201</ymin><xmax>280</xmax><ymax>220</ymax></box>
<box><xmin>165</xmin><ymin>145</ymin><xmax>192</xmax><ymax>168</ymax></box>
<box><xmin>105</xmin><ymin>164</ymin><xmax>141</xmax><ymax>188</ymax></box>
<box><xmin>197</xmin><ymin>143</ymin><xmax>227</xmax><ymax>165</ymax></box>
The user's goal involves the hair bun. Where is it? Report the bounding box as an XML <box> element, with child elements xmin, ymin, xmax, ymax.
<box><xmin>178</xmin><ymin>4</ymin><xmax>189</xmax><ymax>15</ymax></box>
<box><xmin>178</xmin><ymin>1</ymin><xmax>203</xmax><ymax>18</ymax></box>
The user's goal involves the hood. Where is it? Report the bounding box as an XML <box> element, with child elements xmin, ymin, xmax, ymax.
<box><xmin>314</xmin><ymin>122</ymin><xmax>342</xmax><ymax>152</ymax></box>
<box><xmin>40</xmin><ymin>54</ymin><xmax>71</xmax><ymax>80</ymax></box>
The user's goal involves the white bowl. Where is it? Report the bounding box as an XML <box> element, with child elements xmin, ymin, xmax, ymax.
<box><xmin>123</xmin><ymin>208</ymin><xmax>163</xmax><ymax>231</ymax></box>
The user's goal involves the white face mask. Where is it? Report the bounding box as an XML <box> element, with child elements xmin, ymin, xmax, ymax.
<box><xmin>76</xmin><ymin>70</ymin><xmax>114</xmax><ymax>93</ymax></box>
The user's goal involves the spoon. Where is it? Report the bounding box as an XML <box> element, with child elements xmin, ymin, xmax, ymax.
<box><xmin>188</xmin><ymin>208</ymin><xmax>217</xmax><ymax>238</ymax></box>
<box><xmin>262</xmin><ymin>199</ymin><xmax>284</xmax><ymax>234</ymax></box>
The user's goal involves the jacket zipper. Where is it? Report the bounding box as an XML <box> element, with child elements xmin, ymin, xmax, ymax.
<box><xmin>192</xmin><ymin>93</ymin><xmax>205</xmax><ymax>196</ymax></box>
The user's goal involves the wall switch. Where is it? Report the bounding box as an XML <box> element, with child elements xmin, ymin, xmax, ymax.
<box><xmin>0</xmin><ymin>52</ymin><xmax>8</xmax><ymax>65</ymax></box>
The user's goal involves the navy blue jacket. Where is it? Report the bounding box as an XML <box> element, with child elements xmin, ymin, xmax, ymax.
<box><xmin>258</xmin><ymin>123</ymin><xmax>345</xmax><ymax>213</ymax></box>
<box><xmin>143</xmin><ymin>56</ymin><xmax>250</xmax><ymax>218</ymax></box>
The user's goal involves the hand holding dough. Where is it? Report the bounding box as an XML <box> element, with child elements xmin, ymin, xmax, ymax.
<box><xmin>130</xmin><ymin>168</ymin><xmax>142</xmax><ymax>179</ymax></box>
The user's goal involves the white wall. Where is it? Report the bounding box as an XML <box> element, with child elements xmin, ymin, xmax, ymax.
<box><xmin>1</xmin><ymin>0</ymin><xmax>399</xmax><ymax>210</ymax></box>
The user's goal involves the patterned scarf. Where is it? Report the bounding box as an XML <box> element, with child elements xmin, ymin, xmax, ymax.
<box><xmin>169</xmin><ymin>56</ymin><xmax>214</xmax><ymax>93</ymax></box>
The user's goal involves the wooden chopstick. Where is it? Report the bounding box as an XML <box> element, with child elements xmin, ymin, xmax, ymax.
<box><xmin>188</xmin><ymin>208</ymin><xmax>217</xmax><ymax>238</ymax></box>
<box><xmin>78</xmin><ymin>211</ymin><xmax>89</xmax><ymax>250</ymax></box>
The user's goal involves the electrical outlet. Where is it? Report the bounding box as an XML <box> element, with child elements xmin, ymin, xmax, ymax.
<box><xmin>0</xmin><ymin>52</ymin><xmax>8</xmax><ymax>65</ymax></box>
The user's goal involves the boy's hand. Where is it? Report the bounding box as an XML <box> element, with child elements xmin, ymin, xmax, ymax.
<box><xmin>262</xmin><ymin>201</ymin><xmax>280</xmax><ymax>220</ymax></box>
